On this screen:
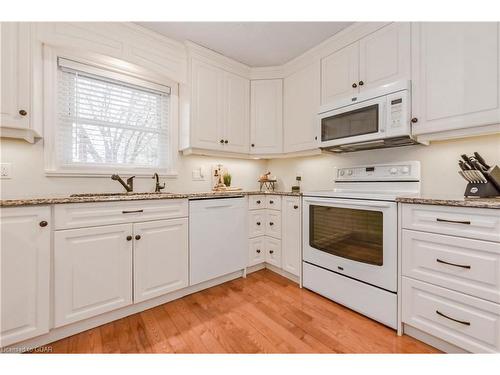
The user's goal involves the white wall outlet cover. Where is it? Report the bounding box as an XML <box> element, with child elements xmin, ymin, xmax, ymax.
<box><xmin>0</xmin><ymin>163</ymin><xmax>12</xmax><ymax>179</ymax></box>
<box><xmin>192</xmin><ymin>167</ymin><xmax>205</xmax><ymax>181</ymax></box>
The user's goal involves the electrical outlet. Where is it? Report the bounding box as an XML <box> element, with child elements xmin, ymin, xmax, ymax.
<box><xmin>192</xmin><ymin>167</ymin><xmax>206</xmax><ymax>181</ymax></box>
<box><xmin>1</xmin><ymin>163</ymin><xmax>12</xmax><ymax>179</ymax></box>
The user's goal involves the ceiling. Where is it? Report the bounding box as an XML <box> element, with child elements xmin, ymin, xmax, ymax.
<box><xmin>136</xmin><ymin>22</ymin><xmax>354</xmax><ymax>67</ymax></box>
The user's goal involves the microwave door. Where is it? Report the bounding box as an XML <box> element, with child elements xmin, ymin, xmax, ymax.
<box><xmin>319</xmin><ymin>97</ymin><xmax>387</xmax><ymax>147</ymax></box>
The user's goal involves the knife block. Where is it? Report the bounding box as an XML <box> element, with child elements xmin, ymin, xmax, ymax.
<box><xmin>464</xmin><ymin>181</ymin><xmax>500</xmax><ymax>198</ymax></box>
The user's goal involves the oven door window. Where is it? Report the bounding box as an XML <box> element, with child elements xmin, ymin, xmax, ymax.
<box><xmin>321</xmin><ymin>104</ymin><xmax>379</xmax><ymax>141</ymax></box>
<box><xmin>309</xmin><ymin>205</ymin><xmax>383</xmax><ymax>266</ymax></box>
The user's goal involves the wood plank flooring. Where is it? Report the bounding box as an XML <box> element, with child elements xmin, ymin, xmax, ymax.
<box><xmin>42</xmin><ymin>270</ymin><xmax>440</xmax><ymax>353</ymax></box>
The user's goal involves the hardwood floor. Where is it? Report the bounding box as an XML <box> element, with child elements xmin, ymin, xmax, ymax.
<box><xmin>42</xmin><ymin>269</ymin><xmax>439</xmax><ymax>353</ymax></box>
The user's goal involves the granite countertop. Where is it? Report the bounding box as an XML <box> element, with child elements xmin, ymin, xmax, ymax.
<box><xmin>0</xmin><ymin>190</ymin><xmax>302</xmax><ymax>207</ymax></box>
<box><xmin>396</xmin><ymin>196</ymin><xmax>500</xmax><ymax>209</ymax></box>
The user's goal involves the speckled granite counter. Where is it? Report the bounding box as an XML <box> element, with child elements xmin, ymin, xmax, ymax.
<box><xmin>396</xmin><ymin>196</ymin><xmax>500</xmax><ymax>209</ymax></box>
<box><xmin>0</xmin><ymin>190</ymin><xmax>302</xmax><ymax>207</ymax></box>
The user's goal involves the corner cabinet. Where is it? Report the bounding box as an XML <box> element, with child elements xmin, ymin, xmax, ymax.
<box><xmin>250</xmin><ymin>79</ymin><xmax>283</xmax><ymax>154</ymax></box>
<box><xmin>284</xmin><ymin>61</ymin><xmax>320</xmax><ymax>153</ymax></box>
<box><xmin>0</xmin><ymin>206</ymin><xmax>51</xmax><ymax>347</ymax></box>
<box><xmin>182</xmin><ymin>57</ymin><xmax>250</xmax><ymax>154</ymax></box>
<box><xmin>0</xmin><ymin>22</ymin><xmax>41</xmax><ymax>143</ymax></box>
<box><xmin>411</xmin><ymin>22</ymin><xmax>500</xmax><ymax>138</ymax></box>
<box><xmin>321</xmin><ymin>22</ymin><xmax>411</xmax><ymax>105</ymax></box>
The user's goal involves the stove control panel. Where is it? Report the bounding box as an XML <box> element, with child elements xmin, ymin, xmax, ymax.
<box><xmin>336</xmin><ymin>162</ymin><xmax>420</xmax><ymax>181</ymax></box>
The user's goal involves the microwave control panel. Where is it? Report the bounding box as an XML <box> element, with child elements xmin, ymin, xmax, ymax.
<box><xmin>385</xmin><ymin>91</ymin><xmax>410</xmax><ymax>136</ymax></box>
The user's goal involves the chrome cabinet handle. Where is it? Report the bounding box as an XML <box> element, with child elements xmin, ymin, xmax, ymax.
<box><xmin>122</xmin><ymin>209</ymin><xmax>144</xmax><ymax>214</ymax></box>
<box><xmin>436</xmin><ymin>310</ymin><xmax>471</xmax><ymax>326</ymax></box>
<box><xmin>436</xmin><ymin>218</ymin><xmax>471</xmax><ymax>225</ymax></box>
<box><xmin>436</xmin><ymin>258</ymin><xmax>471</xmax><ymax>269</ymax></box>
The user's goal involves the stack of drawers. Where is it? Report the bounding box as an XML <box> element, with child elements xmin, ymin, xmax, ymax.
<box><xmin>248</xmin><ymin>195</ymin><xmax>282</xmax><ymax>267</ymax></box>
<box><xmin>401</xmin><ymin>204</ymin><xmax>500</xmax><ymax>353</ymax></box>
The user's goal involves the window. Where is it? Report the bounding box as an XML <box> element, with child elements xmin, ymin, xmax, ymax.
<box><xmin>53</xmin><ymin>57</ymin><xmax>174</xmax><ymax>174</ymax></box>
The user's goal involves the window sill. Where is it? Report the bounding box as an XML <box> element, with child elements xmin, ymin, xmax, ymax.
<box><xmin>44</xmin><ymin>169</ymin><xmax>179</xmax><ymax>178</ymax></box>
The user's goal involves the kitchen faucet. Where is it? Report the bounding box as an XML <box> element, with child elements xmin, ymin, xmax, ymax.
<box><xmin>152</xmin><ymin>173</ymin><xmax>166</xmax><ymax>192</ymax></box>
<box><xmin>111</xmin><ymin>174</ymin><xmax>135</xmax><ymax>192</ymax></box>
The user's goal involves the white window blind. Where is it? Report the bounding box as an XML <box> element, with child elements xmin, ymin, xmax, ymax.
<box><xmin>56</xmin><ymin>58</ymin><xmax>171</xmax><ymax>171</ymax></box>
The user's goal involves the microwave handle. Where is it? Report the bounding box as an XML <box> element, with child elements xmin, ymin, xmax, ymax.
<box><xmin>379</xmin><ymin>101</ymin><xmax>387</xmax><ymax>133</ymax></box>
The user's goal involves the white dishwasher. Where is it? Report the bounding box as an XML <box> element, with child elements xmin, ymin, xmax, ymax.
<box><xmin>189</xmin><ymin>196</ymin><xmax>247</xmax><ymax>285</ymax></box>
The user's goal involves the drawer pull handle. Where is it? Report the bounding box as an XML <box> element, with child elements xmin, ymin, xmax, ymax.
<box><xmin>269</xmin><ymin>222</ymin><xmax>274</xmax><ymax>226</ymax></box>
<box><xmin>256</xmin><ymin>249</ymin><xmax>261</xmax><ymax>253</ymax></box>
<box><xmin>436</xmin><ymin>258</ymin><xmax>471</xmax><ymax>269</ymax></box>
<box><xmin>293</xmin><ymin>205</ymin><xmax>298</xmax><ymax>209</ymax></box>
<box><xmin>435</xmin><ymin>310</ymin><xmax>471</xmax><ymax>326</ymax></box>
<box><xmin>256</xmin><ymin>222</ymin><xmax>261</xmax><ymax>226</ymax></box>
<box><xmin>122</xmin><ymin>209</ymin><xmax>144</xmax><ymax>214</ymax></box>
<box><xmin>256</xmin><ymin>200</ymin><xmax>261</xmax><ymax>204</ymax></box>
<box><xmin>269</xmin><ymin>250</ymin><xmax>274</xmax><ymax>254</ymax></box>
<box><xmin>436</xmin><ymin>218</ymin><xmax>471</xmax><ymax>225</ymax></box>
<box><xmin>269</xmin><ymin>200</ymin><xmax>274</xmax><ymax>204</ymax></box>
<box><xmin>39</xmin><ymin>221</ymin><xmax>48</xmax><ymax>227</ymax></box>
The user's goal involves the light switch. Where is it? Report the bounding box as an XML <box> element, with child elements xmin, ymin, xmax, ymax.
<box><xmin>192</xmin><ymin>167</ymin><xmax>205</xmax><ymax>181</ymax></box>
<box><xmin>0</xmin><ymin>163</ymin><xmax>12</xmax><ymax>179</ymax></box>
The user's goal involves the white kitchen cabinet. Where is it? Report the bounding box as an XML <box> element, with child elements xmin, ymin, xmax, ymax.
<box><xmin>282</xmin><ymin>197</ymin><xmax>301</xmax><ymax>277</ymax></box>
<box><xmin>250</xmin><ymin>79</ymin><xmax>283</xmax><ymax>154</ymax></box>
<box><xmin>411</xmin><ymin>22</ymin><xmax>500</xmax><ymax>136</ymax></box>
<box><xmin>265</xmin><ymin>237</ymin><xmax>282</xmax><ymax>268</ymax></box>
<box><xmin>185</xmin><ymin>58</ymin><xmax>250</xmax><ymax>154</ymax></box>
<box><xmin>54</xmin><ymin>224</ymin><xmax>133</xmax><ymax>327</ymax></box>
<box><xmin>284</xmin><ymin>61</ymin><xmax>320</xmax><ymax>152</ymax></box>
<box><xmin>190</xmin><ymin>58</ymin><xmax>224</xmax><ymax>150</ymax></box>
<box><xmin>248</xmin><ymin>236</ymin><xmax>266</xmax><ymax>266</ymax></box>
<box><xmin>321</xmin><ymin>23</ymin><xmax>410</xmax><ymax>106</ymax></box>
<box><xmin>134</xmin><ymin>218</ymin><xmax>188</xmax><ymax>303</ymax></box>
<box><xmin>0</xmin><ymin>22</ymin><xmax>40</xmax><ymax>143</ymax></box>
<box><xmin>0</xmin><ymin>206</ymin><xmax>50</xmax><ymax>347</ymax></box>
<box><xmin>321</xmin><ymin>43</ymin><xmax>359</xmax><ymax>105</ymax></box>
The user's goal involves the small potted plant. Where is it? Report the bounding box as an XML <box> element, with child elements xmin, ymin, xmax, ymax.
<box><xmin>223</xmin><ymin>173</ymin><xmax>232</xmax><ymax>187</ymax></box>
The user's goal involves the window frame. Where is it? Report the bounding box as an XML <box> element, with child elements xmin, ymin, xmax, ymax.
<box><xmin>43</xmin><ymin>45</ymin><xmax>179</xmax><ymax>177</ymax></box>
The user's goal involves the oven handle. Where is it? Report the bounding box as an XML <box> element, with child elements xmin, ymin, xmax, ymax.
<box><xmin>303</xmin><ymin>197</ymin><xmax>396</xmax><ymax>209</ymax></box>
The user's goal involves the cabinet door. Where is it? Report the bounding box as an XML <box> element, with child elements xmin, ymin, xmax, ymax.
<box><xmin>284</xmin><ymin>61</ymin><xmax>321</xmax><ymax>153</ymax></box>
<box><xmin>248</xmin><ymin>236</ymin><xmax>266</xmax><ymax>266</ymax></box>
<box><xmin>133</xmin><ymin>218</ymin><xmax>188</xmax><ymax>303</ymax></box>
<box><xmin>250</xmin><ymin>79</ymin><xmax>283</xmax><ymax>154</ymax></box>
<box><xmin>265</xmin><ymin>237</ymin><xmax>282</xmax><ymax>268</ymax></box>
<box><xmin>223</xmin><ymin>71</ymin><xmax>250</xmax><ymax>153</ymax></box>
<box><xmin>190</xmin><ymin>58</ymin><xmax>224</xmax><ymax>149</ymax></box>
<box><xmin>282</xmin><ymin>197</ymin><xmax>301</xmax><ymax>276</ymax></box>
<box><xmin>0</xmin><ymin>22</ymin><xmax>31</xmax><ymax>130</ymax></box>
<box><xmin>0</xmin><ymin>206</ymin><xmax>50</xmax><ymax>347</ymax></box>
<box><xmin>265</xmin><ymin>210</ymin><xmax>282</xmax><ymax>239</ymax></box>
<box><xmin>321</xmin><ymin>43</ymin><xmax>359</xmax><ymax>105</ymax></box>
<box><xmin>249</xmin><ymin>210</ymin><xmax>266</xmax><ymax>238</ymax></box>
<box><xmin>54</xmin><ymin>224</ymin><xmax>133</xmax><ymax>327</ymax></box>
<box><xmin>412</xmin><ymin>22</ymin><xmax>500</xmax><ymax>135</ymax></box>
<box><xmin>359</xmin><ymin>22</ymin><xmax>410</xmax><ymax>91</ymax></box>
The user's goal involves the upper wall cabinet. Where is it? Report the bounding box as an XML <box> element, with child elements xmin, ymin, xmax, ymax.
<box><xmin>321</xmin><ymin>23</ymin><xmax>411</xmax><ymax>105</ymax></box>
<box><xmin>0</xmin><ymin>22</ymin><xmax>41</xmax><ymax>143</ymax></box>
<box><xmin>250</xmin><ymin>79</ymin><xmax>283</xmax><ymax>154</ymax></box>
<box><xmin>411</xmin><ymin>23</ymin><xmax>500</xmax><ymax>138</ymax></box>
<box><xmin>284</xmin><ymin>61</ymin><xmax>321</xmax><ymax>153</ymax></box>
<box><xmin>181</xmin><ymin>57</ymin><xmax>250</xmax><ymax>155</ymax></box>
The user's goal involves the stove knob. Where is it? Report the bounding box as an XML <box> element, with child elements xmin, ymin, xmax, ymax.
<box><xmin>340</xmin><ymin>170</ymin><xmax>345</xmax><ymax>176</ymax></box>
<box><xmin>402</xmin><ymin>166</ymin><xmax>410</xmax><ymax>174</ymax></box>
<box><xmin>389</xmin><ymin>167</ymin><xmax>398</xmax><ymax>175</ymax></box>
<box><xmin>347</xmin><ymin>169</ymin><xmax>353</xmax><ymax>176</ymax></box>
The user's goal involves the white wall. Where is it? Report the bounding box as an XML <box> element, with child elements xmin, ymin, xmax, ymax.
<box><xmin>0</xmin><ymin>139</ymin><xmax>266</xmax><ymax>199</ymax></box>
<box><xmin>267</xmin><ymin>134</ymin><xmax>500</xmax><ymax>197</ymax></box>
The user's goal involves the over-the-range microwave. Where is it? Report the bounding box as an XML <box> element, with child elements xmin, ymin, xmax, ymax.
<box><xmin>318</xmin><ymin>80</ymin><xmax>423</xmax><ymax>153</ymax></box>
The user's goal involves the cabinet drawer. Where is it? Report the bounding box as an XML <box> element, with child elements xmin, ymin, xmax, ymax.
<box><xmin>402</xmin><ymin>230</ymin><xmax>500</xmax><ymax>303</ymax></box>
<box><xmin>249</xmin><ymin>211</ymin><xmax>266</xmax><ymax>237</ymax></box>
<box><xmin>266</xmin><ymin>210</ymin><xmax>281</xmax><ymax>239</ymax></box>
<box><xmin>248</xmin><ymin>237</ymin><xmax>266</xmax><ymax>266</ymax></box>
<box><xmin>402</xmin><ymin>277</ymin><xmax>500</xmax><ymax>353</ymax></box>
<box><xmin>54</xmin><ymin>199</ymin><xmax>189</xmax><ymax>230</ymax></box>
<box><xmin>265</xmin><ymin>195</ymin><xmax>281</xmax><ymax>210</ymax></box>
<box><xmin>249</xmin><ymin>195</ymin><xmax>265</xmax><ymax>210</ymax></box>
<box><xmin>265</xmin><ymin>237</ymin><xmax>282</xmax><ymax>268</ymax></box>
<box><xmin>402</xmin><ymin>204</ymin><xmax>500</xmax><ymax>242</ymax></box>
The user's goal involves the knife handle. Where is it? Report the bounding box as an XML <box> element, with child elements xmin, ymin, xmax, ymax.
<box><xmin>474</xmin><ymin>152</ymin><xmax>490</xmax><ymax>170</ymax></box>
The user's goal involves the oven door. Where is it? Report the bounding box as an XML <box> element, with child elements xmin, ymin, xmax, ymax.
<box><xmin>319</xmin><ymin>96</ymin><xmax>387</xmax><ymax>148</ymax></box>
<box><xmin>303</xmin><ymin>196</ymin><xmax>397</xmax><ymax>292</ymax></box>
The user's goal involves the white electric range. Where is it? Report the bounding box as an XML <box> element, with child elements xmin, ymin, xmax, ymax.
<box><xmin>302</xmin><ymin>161</ymin><xmax>421</xmax><ymax>329</ymax></box>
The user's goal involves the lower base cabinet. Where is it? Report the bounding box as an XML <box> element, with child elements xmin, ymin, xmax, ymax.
<box><xmin>54</xmin><ymin>224</ymin><xmax>133</xmax><ymax>327</ymax></box>
<box><xmin>0</xmin><ymin>206</ymin><xmax>51</xmax><ymax>347</ymax></box>
<box><xmin>133</xmin><ymin>218</ymin><xmax>188</xmax><ymax>303</ymax></box>
<box><xmin>282</xmin><ymin>196</ymin><xmax>301</xmax><ymax>276</ymax></box>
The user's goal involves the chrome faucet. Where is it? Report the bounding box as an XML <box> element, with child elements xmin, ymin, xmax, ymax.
<box><xmin>111</xmin><ymin>174</ymin><xmax>135</xmax><ymax>192</ymax></box>
<box><xmin>152</xmin><ymin>173</ymin><xmax>165</xmax><ymax>193</ymax></box>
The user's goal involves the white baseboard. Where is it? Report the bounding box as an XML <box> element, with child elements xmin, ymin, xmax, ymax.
<box><xmin>403</xmin><ymin>324</ymin><xmax>468</xmax><ymax>353</ymax></box>
<box><xmin>247</xmin><ymin>262</ymin><xmax>299</xmax><ymax>284</ymax></box>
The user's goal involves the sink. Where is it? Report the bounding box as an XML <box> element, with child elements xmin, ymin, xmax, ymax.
<box><xmin>70</xmin><ymin>192</ymin><xmax>173</xmax><ymax>197</ymax></box>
